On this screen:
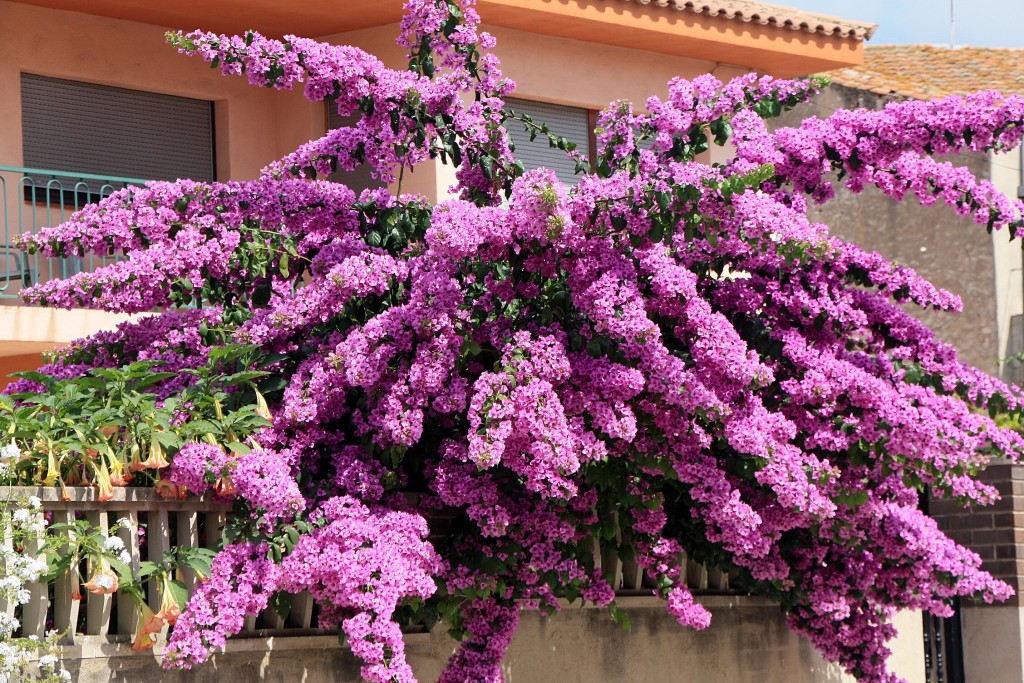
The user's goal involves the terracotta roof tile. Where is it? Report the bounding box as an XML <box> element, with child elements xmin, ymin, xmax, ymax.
<box><xmin>828</xmin><ymin>45</ymin><xmax>1024</xmax><ymax>99</ymax></box>
<box><xmin>616</xmin><ymin>0</ymin><xmax>876</xmax><ymax>40</ymax></box>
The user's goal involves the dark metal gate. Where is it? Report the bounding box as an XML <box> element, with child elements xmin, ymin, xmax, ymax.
<box><xmin>923</xmin><ymin>598</ymin><xmax>965</xmax><ymax>683</ymax></box>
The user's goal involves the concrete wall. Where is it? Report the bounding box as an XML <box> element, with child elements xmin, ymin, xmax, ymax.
<box><xmin>58</xmin><ymin>597</ymin><xmax>926</xmax><ymax>683</ymax></box>
<box><xmin>773</xmin><ymin>85</ymin><xmax>1004</xmax><ymax>377</ymax></box>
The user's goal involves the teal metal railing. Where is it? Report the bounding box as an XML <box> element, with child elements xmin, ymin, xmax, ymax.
<box><xmin>0</xmin><ymin>166</ymin><xmax>147</xmax><ymax>300</ymax></box>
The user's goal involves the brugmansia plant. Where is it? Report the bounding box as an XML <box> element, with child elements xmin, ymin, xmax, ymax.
<box><xmin>6</xmin><ymin>1</ymin><xmax>1024</xmax><ymax>681</ymax></box>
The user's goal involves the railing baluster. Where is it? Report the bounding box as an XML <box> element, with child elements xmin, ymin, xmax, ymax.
<box><xmin>116</xmin><ymin>510</ymin><xmax>141</xmax><ymax>636</ymax></box>
<box><xmin>21</xmin><ymin>531</ymin><xmax>48</xmax><ymax>638</ymax></box>
<box><xmin>205</xmin><ymin>510</ymin><xmax>225</xmax><ymax>548</ymax></box>
<box><xmin>685</xmin><ymin>553</ymin><xmax>708</xmax><ymax>591</ymax></box>
<box><xmin>263</xmin><ymin>602</ymin><xmax>286</xmax><ymax>630</ymax></box>
<box><xmin>620</xmin><ymin>555</ymin><xmax>643</xmax><ymax>592</ymax></box>
<box><xmin>52</xmin><ymin>509</ymin><xmax>81</xmax><ymax>644</ymax></box>
<box><xmin>707</xmin><ymin>566</ymin><xmax>729</xmax><ymax>592</ymax></box>
<box><xmin>146</xmin><ymin>507</ymin><xmax>170</xmax><ymax>611</ymax></box>
<box><xmin>0</xmin><ymin>512</ymin><xmax>15</xmax><ymax>621</ymax></box>
<box><xmin>85</xmin><ymin>510</ymin><xmax>112</xmax><ymax>635</ymax></box>
<box><xmin>176</xmin><ymin>510</ymin><xmax>199</xmax><ymax>592</ymax></box>
<box><xmin>288</xmin><ymin>592</ymin><xmax>315</xmax><ymax>629</ymax></box>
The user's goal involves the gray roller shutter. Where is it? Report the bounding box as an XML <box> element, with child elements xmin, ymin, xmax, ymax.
<box><xmin>504</xmin><ymin>97</ymin><xmax>590</xmax><ymax>186</ymax></box>
<box><xmin>21</xmin><ymin>73</ymin><xmax>214</xmax><ymax>184</ymax></box>
<box><xmin>327</xmin><ymin>106</ymin><xmax>385</xmax><ymax>194</ymax></box>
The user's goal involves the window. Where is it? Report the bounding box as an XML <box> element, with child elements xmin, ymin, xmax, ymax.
<box><xmin>20</xmin><ymin>74</ymin><xmax>215</xmax><ymax>203</ymax></box>
<box><xmin>503</xmin><ymin>98</ymin><xmax>591</xmax><ymax>186</ymax></box>
<box><xmin>326</xmin><ymin>106</ymin><xmax>385</xmax><ymax>194</ymax></box>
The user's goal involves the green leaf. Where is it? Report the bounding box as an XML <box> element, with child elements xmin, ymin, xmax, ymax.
<box><xmin>226</xmin><ymin>441</ymin><xmax>252</xmax><ymax>456</ymax></box>
<box><xmin>168</xmin><ymin>579</ymin><xmax>190</xmax><ymax>609</ymax></box>
<box><xmin>136</xmin><ymin>562</ymin><xmax>161</xmax><ymax>580</ymax></box>
<box><xmin>270</xmin><ymin>591</ymin><xmax>292</xmax><ymax>621</ymax></box>
<box><xmin>252</xmin><ymin>283</ymin><xmax>272</xmax><ymax>308</ymax></box>
<box><xmin>223</xmin><ymin>370</ymin><xmax>270</xmax><ymax>386</ymax></box>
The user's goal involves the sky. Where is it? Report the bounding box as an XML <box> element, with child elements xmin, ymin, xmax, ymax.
<box><xmin>779</xmin><ymin>0</ymin><xmax>1024</xmax><ymax>48</ymax></box>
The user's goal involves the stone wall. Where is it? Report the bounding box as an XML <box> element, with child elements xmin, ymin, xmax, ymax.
<box><xmin>772</xmin><ymin>85</ymin><xmax>1001</xmax><ymax>377</ymax></box>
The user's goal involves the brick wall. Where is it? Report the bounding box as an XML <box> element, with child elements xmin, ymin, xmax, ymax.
<box><xmin>930</xmin><ymin>463</ymin><xmax>1024</xmax><ymax>598</ymax></box>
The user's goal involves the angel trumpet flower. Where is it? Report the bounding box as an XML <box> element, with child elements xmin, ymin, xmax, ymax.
<box><xmin>140</xmin><ymin>439</ymin><xmax>170</xmax><ymax>470</ymax></box>
<box><xmin>92</xmin><ymin>460</ymin><xmax>115</xmax><ymax>502</ymax></box>
<box><xmin>41</xmin><ymin>447</ymin><xmax>59</xmax><ymax>486</ymax></box>
<box><xmin>127</xmin><ymin>442</ymin><xmax>145</xmax><ymax>473</ymax></box>
<box><xmin>155</xmin><ymin>574</ymin><xmax>183</xmax><ymax>626</ymax></box>
<box><xmin>131</xmin><ymin>601</ymin><xmax>162</xmax><ymax>651</ymax></box>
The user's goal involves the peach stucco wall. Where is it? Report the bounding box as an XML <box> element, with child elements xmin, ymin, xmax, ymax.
<box><xmin>318</xmin><ymin>22</ymin><xmax>744</xmax><ymax>200</ymax></box>
<box><xmin>0</xmin><ymin>0</ymin><xmax>320</xmax><ymax>181</ymax></box>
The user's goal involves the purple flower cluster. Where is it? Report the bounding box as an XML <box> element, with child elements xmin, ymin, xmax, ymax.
<box><xmin>14</xmin><ymin>1</ymin><xmax>1024</xmax><ymax>682</ymax></box>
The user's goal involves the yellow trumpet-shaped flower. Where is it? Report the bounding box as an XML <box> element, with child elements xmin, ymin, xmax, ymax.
<box><xmin>128</xmin><ymin>442</ymin><xmax>145</xmax><ymax>473</ymax></box>
<box><xmin>254</xmin><ymin>388</ymin><xmax>273</xmax><ymax>421</ymax></box>
<box><xmin>109</xmin><ymin>455</ymin><xmax>132</xmax><ymax>487</ymax></box>
<box><xmin>140</xmin><ymin>439</ymin><xmax>170</xmax><ymax>470</ymax></box>
<box><xmin>41</xmin><ymin>447</ymin><xmax>59</xmax><ymax>487</ymax></box>
<box><xmin>155</xmin><ymin>574</ymin><xmax>183</xmax><ymax>626</ymax></box>
<box><xmin>131</xmin><ymin>601</ymin><xmax>162</xmax><ymax>651</ymax></box>
<box><xmin>92</xmin><ymin>460</ymin><xmax>115</xmax><ymax>502</ymax></box>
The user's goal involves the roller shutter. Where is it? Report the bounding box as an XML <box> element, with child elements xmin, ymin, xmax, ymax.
<box><xmin>21</xmin><ymin>74</ymin><xmax>215</xmax><ymax>184</ymax></box>
<box><xmin>504</xmin><ymin>98</ymin><xmax>590</xmax><ymax>186</ymax></box>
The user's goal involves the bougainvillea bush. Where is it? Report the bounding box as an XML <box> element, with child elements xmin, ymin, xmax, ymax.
<box><xmin>6</xmin><ymin>1</ymin><xmax>1024</xmax><ymax>681</ymax></box>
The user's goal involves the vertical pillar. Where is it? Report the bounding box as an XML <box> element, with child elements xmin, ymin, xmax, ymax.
<box><xmin>931</xmin><ymin>462</ymin><xmax>1024</xmax><ymax>682</ymax></box>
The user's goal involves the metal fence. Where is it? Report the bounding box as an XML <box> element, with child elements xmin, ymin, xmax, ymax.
<box><xmin>0</xmin><ymin>166</ymin><xmax>145</xmax><ymax>300</ymax></box>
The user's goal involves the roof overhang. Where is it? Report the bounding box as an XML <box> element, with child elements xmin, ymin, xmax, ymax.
<box><xmin>5</xmin><ymin>0</ymin><xmax>868</xmax><ymax>75</ymax></box>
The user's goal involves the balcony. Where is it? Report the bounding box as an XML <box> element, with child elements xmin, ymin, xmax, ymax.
<box><xmin>0</xmin><ymin>165</ymin><xmax>146</xmax><ymax>302</ymax></box>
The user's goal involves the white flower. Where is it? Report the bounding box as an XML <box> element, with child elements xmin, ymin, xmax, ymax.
<box><xmin>0</xmin><ymin>610</ymin><xmax>17</xmax><ymax>638</ymax></box>
<box><xmin>16</xmin><ymin>557</ymin><xmax>48</xmax><ymax>583</ymax></box>
<box><xmin>91</xmin><ymin>574</ymin><xmax>115</xmax><ymax>591</ymax></box>
<box><xmin>60</xmin><ymin>670</ymin><xmax>72</xmax><ymax>682</ymax></box>
<box><xmin>27</xmin><ymin>496</ymin><xmax>41</xmax><ymax>510</ymax></box>
<box><xmin>102</xmin><ymin>536</ymin><xmax>125</xmax><ymax>552</ymax></box>
<box><xmin>0</xmin><ymin>614</ymin><xmax>20</xmax><ymax>635</ymax></box>
<box><xmin>38</xmin><ymin>654</ymin><xmax>58</xmax><ymax>670</ymax></box>
<box><xmin>118</xmin><ymin>550</ymin><xmax>131</xmax><ymax>564</ymax></box>
<box><xmin>0</xmin><ymin>441</ymin><xmax>20</xmax><ymax>463</ymax></box>
<box><xmin>11</xmin><ymin>509</ymin><xmax>29</xmax><ymax>525</ymax></box>
<box><xmin>0</xmin><ymin>576</ymin><xmax>22</xmax><ymax>592</ymax></box>
<box><xmin>24</xmin><ymin>516</ymin><xmax>46</xmax><ymax>534</ymax></box>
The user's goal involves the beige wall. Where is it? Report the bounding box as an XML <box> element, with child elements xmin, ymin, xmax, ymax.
<box><xmin>320</xmin><ymin>22</ymin><xmax>747</xmax><ymax>202</ymax></box>
<box><xmin>989</xmin><ymin>148</ymin><xmax>1024</xmax><ymax>382</ymax></box>
<box><xmin>57</xmin><ymin>598</ymin><xmax>924</xmax><ymax>683</ymax></box>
